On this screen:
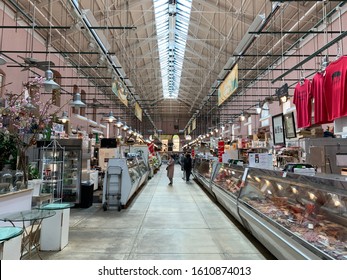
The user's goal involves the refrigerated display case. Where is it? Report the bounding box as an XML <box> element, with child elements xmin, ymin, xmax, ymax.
<box><xmin>237</xmin><ymin>168</ymin><xmax>347</xmax><ymax>260</ymax></box>
<box><xmin>103</xmin><ymin>156</ymin><xmax>149</xmax><ymax>208</ymax></box>
<box><xmin>192</xmin><ymin>157</ymin><xmax>217</xmax><ymax>194</ymax></box>
<box><xmin>211</xmin><ymin>163</ymin><xmax>244</xmax><ymax>223</ymax></box>
<box><xmin>202</xmin><ymin>162</ymin><xmax>347</xmax><ymax>259</ymax></box>
<box><xmin>37</xmin><ymin>139</ymin><xmax>82</xmax><ymax>204</ymax></box>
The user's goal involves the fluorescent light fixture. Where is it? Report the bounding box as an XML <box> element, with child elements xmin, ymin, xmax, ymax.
<box><xmin>99</xmin><ymin>123</ymin><xmax>107</xmax><ymax>129</ymax></box>
<box><xmin>234</xmin><ymin>14</ymin><xmax>265</xmax><ymax>56</ymax></box>
<box><xmin>91</xmin><ymin>129</ymin><xmax>104</xmax><ymax>134</ymax></box>
<box><xmin>88</xmin><ymin>119</ymin><xmax>98</xmax><ymax>126</ymax></box>
<box><xmin>0</xmin><ymin>55</ymin><xmax>7</xmax><ymax>65</ymax></box>
<box><xmin>74</xmin><ymin>114</ymin><xmax>88</xmax><ymax>121</ymax></box>
<box><xmin>82</xmin><ymin>9</ymin><xmax>111</xmax><ymax>51</ymax></box>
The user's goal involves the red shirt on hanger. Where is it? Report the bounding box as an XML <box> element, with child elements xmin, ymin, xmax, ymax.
<box><xmin>311</xmin><ymin>71</ymin><xmax>330</xmax><ymax>124</ymax></box>
<box><xmin>293</xmin><ymin>79</ymin><xmax>312</xmax><ymax>128</ymax></box>
<box><xmin>324</xmin><ymin>56</ymin><xmax>347</xmax><ymax>120</ymax></box>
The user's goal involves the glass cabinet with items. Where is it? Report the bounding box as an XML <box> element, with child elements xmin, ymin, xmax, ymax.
<box><xmin>237</xmin><ymin>168</ymin><xmax>347</xmax><ymax>260</ymax></box>
<box><xmin>37</xmin><ymin>139</ymin><xmax>82</xmax><ymax>204</ymax></box>
<box><xmin>63</xmin><ymin>149</ymin><xmax>82</xmax><ymax>203</ymax></box>
<box><xmin>38</xmin><ymin>140</ymin><xmax>65</xmax><ymax>202</ymax></box>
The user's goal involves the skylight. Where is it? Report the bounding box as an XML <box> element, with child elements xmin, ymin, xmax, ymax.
<box><xmin>153</xmin><ymin>0</ymin><xmax>192</xmax><ymax>99</ymax></box>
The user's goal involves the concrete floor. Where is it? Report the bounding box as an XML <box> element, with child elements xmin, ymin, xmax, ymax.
<box><xmin>27</xmin><ymin>164</ymin><xmax>275</xmax><ymax>260</ymax></box>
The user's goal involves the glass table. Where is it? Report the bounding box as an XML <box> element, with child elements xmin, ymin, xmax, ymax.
<box><xmin>0</xmin><ymin>209</ymin><xmax>56</xmax><ymax>259</ymax></box>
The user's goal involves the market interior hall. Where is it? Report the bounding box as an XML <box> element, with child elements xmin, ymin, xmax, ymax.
<box><xmin>0</xmin><ymin>0</ymin><xmax>347</xmax><ymax>261</ymax></box>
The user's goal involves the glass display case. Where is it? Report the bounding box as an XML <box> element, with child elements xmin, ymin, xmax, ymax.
<box><xmin>137</xmin><ymin>158</ymin><xmax>149</xmax><ymax>187</ymax></box>
<box><xmin>211</xmin><ymin>163</ymin><xmax>245</xmax><ymax>223</ymax></box>
<box><xmin>63</xmin><ymin>149</ymin><xmax>81</xmax><ymax>202</ymax></box>
<box><xmin>203</xmin><ymin>162</ymin><xmax>347</xmax><ymax>259</ymax></box>
<box><xmin>37</xmin><ymin>139</ymin><xmax>82</xmax><ymax>204</ymax></box>
<box><xmin>38</xmin><ymin>140</ymin><xmax>65</xmax><ymax>202</ymax></box>
<box><xmin>238</xmin><ymin>168</ymin><xmax>347</xmax><ymax>260</ymax></box>
<box><xmin>192</xmin><ymin>157</ymin><xmax>217</xmax><ymax>193</ymax></box>
<box><xmin>103</xmin><ymin>157</ymin><xmax>149</xmax><ymax>209</ymax></box>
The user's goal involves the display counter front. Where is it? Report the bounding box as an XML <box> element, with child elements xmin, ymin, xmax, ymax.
<box><xmin>211</xmin><ymin>163</ymin><xmax>244</xmax><ymax>224</ymax></box>
<box><xmin>238</xmin><ymin>168</ymin><xmax>347</xmax><ymax>260</ymax></box>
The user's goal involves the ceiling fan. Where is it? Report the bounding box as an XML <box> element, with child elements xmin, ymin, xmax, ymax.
<box><xmin>18</xmin><ymin>55</ymin><xmax>55</xmax><ymax>71</ymax></box>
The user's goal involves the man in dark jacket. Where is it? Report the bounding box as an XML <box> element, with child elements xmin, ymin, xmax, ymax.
<box><xmin>183</xmin><ymin>153</ymin><xmax>192</xmax><ymax>182</ymax></box>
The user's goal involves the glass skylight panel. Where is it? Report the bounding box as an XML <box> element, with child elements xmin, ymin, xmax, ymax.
<box><xmin>153</xmin><ymin>0</ymin><xmax>192</xmax><ymax>99</ymax></box>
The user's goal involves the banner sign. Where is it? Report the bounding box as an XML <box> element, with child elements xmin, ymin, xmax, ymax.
<box><xmin>112</xmin><ymin>80</ymin><xmax>128</xmax><ymax>107</ymax></box>
<box><xmin>218</xmin><ymin>64</ymin><xmax>238</xmax><ymax>106</ymax></box>
<box><xmin>135</xmin><ymin>102</ymin><xmax>142</xmax><ymax>121</ymax></box>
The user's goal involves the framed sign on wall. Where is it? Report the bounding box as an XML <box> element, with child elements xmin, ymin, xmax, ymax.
<box><xmin>284</xmin><ymin>112</ymin><xmax>297</xmax><ymax>139</ymax></box>
<box><xmin>272</xmin><ymin>113</ymin><xmax>285</xmax><ymax>146</ymax></box>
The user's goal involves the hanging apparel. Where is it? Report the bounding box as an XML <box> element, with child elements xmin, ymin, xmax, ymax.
<box><xmin>311</xmin><ymin>71</ymin><xmax>330</xmax><ymax>124</ymax></box>
<box><xmin>293</xmin><ymin>78</ymin><xmax>312</xmax><ymax>128</ymax></box>
<box><xmin>323</xmin><ymin>56</ymin><xmax>347</xmax><ymax>121</ymax></box>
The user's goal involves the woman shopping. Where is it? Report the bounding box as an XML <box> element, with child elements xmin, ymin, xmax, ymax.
<box><xmin>166</xmin><ymin>154</ymin><xmax>175</xmax><ymax>185</ymax></box>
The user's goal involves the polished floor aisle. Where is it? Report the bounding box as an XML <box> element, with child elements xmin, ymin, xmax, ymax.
<box><xmin>34</xmin><ymin>164</ymin><xmax>275</xmax><ymax>260</ymax></box>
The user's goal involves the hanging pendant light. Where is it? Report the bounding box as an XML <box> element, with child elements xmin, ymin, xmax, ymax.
<box><xmin>102</xmin><ymin>111</ymin><xmax>116</xmax><ymax>123</ymax></box>
<box><xmin>59</xmin><ymin>111</ymin><xmax>69</xmax><ymax>123</ymax></box>
<box><xmin>43</xmin><ymin>69</ymin><xmax>60</xmax><ymax>92</ymax></box>
<box><xmin>70</xmin><ymin>92</ymin><xmax>86</xmax><ymax>107</ymax></box>
<box><xmin>122</xmin><ymin>122</ymin><xmax>129</xmax><ymax>131</ymax></box>
<box><xmin>24</xmin><ymin>97</ymin><xmax>36</xmax><ymax>110</ymax></box>
<box><xmin>115</xmin><ymin>117</ymin><xmax>123</xmax><ymax>128</ymax></box>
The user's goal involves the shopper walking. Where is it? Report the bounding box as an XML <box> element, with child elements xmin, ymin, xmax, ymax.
<box><xmin>184</xmin><ymin>153</ymin><xmax>192</xmax><ymax>182</ymax></box>
<box><xmin>179</xmin><ymin>153</ymin><xmax>185</xmax><ymax>179</ymax></box>
<box><xmin>166</xmin><ymin>154</ymin><xmax>175</xmax><ymax>185</ymax></box>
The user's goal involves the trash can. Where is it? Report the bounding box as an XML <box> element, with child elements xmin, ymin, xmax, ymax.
<box><xmin>80</xmin><ymin>181</ymin><xmax>94</xmax><ymax>208</ymax></box>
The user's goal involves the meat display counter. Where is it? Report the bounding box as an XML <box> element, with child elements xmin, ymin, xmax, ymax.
<box><xmin>192</xmin><ymin>157</ymin><xmax>217</xmax><ymax>195</ymax></box>
<box><xmin>238</xmin><ymin>168</ymin><xmax>347</xmax><ymax>260</ymax></box>
<box><xmin>211</xmin><ymin>164</ymin><xmax>244</xmax><ymax>224</ymax></box>
<box><xmin>195</xmin><ymin>161</ymin><xmax>347</xmax><ymax>259</ymax></box>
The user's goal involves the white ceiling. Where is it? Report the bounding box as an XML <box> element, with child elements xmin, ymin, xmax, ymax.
<box><xmin>2</xmin><ymin>0</ymin><xmax>344</xmax><ymax>135</ymax></box>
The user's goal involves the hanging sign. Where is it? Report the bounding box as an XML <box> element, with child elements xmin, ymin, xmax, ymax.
<box><xmin>134</xmin><ymin>102</ymin><xmax>142</xmax><ymax>121</ymax></box>
<box><xmin>218</xmin><ymin>64</ymin><xmax>238</xmax><ymax>106</ymax></box>
<box><xmin>112</xmin><ymin>80</ymin><xmax>128</xmax><ymax>107</ymax></box>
